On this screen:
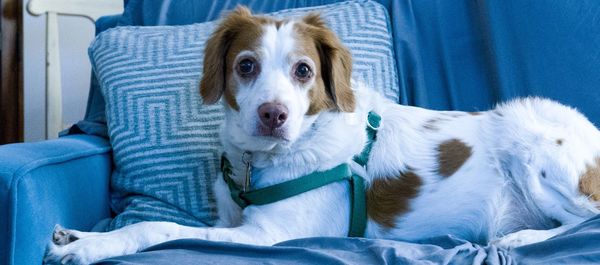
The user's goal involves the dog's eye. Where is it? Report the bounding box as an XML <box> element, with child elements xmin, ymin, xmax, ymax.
<box><xmin>294</xmin><ymin>63</ymin><xmax>312</xmax><ymax>80</ymax></box>
<box><xmin>238</xmin><ymin>59</ymin><xmax>256</xmax><ymax>76</ymax></box>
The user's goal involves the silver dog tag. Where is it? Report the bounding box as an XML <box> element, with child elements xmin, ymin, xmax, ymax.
<box><xmin>242</xmin><ymin>152</ymin><xmax>253</xmax><ymax>192</ymax></box>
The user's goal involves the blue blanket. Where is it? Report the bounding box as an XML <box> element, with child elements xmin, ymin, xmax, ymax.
<box><xmin>96</xmin><ymin>215</ymin><xmax>600</xmax><ymax>264</ymax></box>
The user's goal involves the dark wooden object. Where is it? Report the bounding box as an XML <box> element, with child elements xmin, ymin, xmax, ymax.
<box><xmin>1</xmin><ymin>0</ymin><xmax>24</xmax><ymax>144</ymax></box>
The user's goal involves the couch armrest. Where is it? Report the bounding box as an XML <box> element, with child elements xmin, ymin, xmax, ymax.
<box><xmin>0</xmin><ymin>135</ymin><xmax>112</xmax><ymax>265</ymax></box>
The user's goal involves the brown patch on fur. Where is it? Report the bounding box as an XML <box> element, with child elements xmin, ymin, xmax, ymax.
<box><xmin>423</xmin><ymin>117</ymin><xmax>449</xmax><ymax>131</ymax></box>
<box><xmin>579</xmin><ymin>157</ymin><xmax>600</xmax><ymax>201</ymax></box>
<box><xmin>367</xmin><ymin>171</ymin><xmax>422</xmax><ymax>228</ymax></box>
<box><xmin>437</xmin><ymin>139</ymin><xmax>472</xmax><ymax>177</ymax></box>
<box><xmin>297</xmin><ymin>13</ymin><xmax>355</xmax><ymax>114</ymax></box>
<box><xmin>294</xmin><ymin>21</ymin><xmax>332</xmax><ymax>115</ymax></box>
<box><xmin>423</xmin><ymin>118</ymin><xmax>440</xmax><ymax>131</ymax></box>
<box><xmin>556</xmin><ymin>139</ymin><xmax>564</xmax><ymax>145</ymax></box>
<box><xmin>423</xmin><ymin>123</ymin><xmax>438</xmax><ymax>131</ymax></box>
<box><xmin>199</xmin><ymin>6</ymin><xmax>275</xmax><ymax>110</ymax></box>
<box><xmin>469</xmin><ymin>112</ymin><xmax>482</xmax><ymax>116</ymax></box>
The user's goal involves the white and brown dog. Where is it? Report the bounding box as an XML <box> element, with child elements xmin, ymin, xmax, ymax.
<box><xmin>45</xmin><ymin>7</ymin><xmax>600</xmax><ymax>264</ymax></box>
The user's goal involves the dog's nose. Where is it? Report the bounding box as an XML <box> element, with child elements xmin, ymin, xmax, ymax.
<box><xmin>258</xmin><ymin>103</ymin><xmax>289</xmax><ymax>129</ymax></box>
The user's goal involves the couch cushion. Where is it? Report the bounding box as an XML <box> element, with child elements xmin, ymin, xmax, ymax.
<box><xmin>0</xmin><ymin>135</ymin><xmax>112</xmax><ymax>265</ymax></box>
<box><xmin>89</xmin><ymin>0</ymin><xmax>398</xmax><ymax>230</ymax></box>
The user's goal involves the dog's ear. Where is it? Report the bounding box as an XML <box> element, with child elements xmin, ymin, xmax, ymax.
<box><xmin>303</xmin><ymin>13</ymin><xmax>355</xmax><ymax>112</ymax></box>
<box><xmin>200</xmin><ymin>6</ymin><xmax>253</xmax><ymax>104</ymax></box>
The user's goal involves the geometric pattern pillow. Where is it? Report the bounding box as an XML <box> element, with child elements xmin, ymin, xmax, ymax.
<box><xmin>89</xmin><ymin>0</ymin><xmax>399</xmax><ymax>231</ymax></box>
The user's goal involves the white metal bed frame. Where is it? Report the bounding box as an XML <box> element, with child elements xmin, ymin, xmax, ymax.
<box><xmin>27</xmin><ymin>0</ymin><xmax>123</xmax><ymax>139</ymax></box>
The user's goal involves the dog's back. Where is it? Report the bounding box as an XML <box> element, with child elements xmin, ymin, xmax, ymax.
<box><xmin>362</xmin><ymin>96</ymin><xmax>600</xmax><ymax>245</ymax></box>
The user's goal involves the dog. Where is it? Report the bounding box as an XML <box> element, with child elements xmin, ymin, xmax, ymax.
<box><xmin>44</xmin><ymin>6</ymin><xmax>600</xmax><ymax>264</ymax></box>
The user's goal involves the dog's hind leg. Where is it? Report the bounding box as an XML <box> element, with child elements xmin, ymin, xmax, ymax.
<box><xmin>492</xmin><ymin>223</ymin><xmax>577</xmax><ymax>249</ymax></box>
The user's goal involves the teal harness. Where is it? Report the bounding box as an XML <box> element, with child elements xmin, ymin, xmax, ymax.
<box><xmin>221</xmin><ymin>112</ymin><xmax>381</xmax><ymax>237</ymax></box>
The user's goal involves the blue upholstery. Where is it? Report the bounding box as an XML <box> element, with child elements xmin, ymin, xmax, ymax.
<box><xmin>2</xmin><ymin>0</ymin><xmax>600</xmax><ymax>263</ymax></box>
<box><xmin>0</xmin><ymin>135</ymin><xmax>112</xmax><ymax>265</ymax></box>
<box><xmin>118</xmin><ymin>0</ymin><xmax>352</xmax><ymax>26</ymax></box>
<box><xmin>389</xmin><ymin>0</ymin><xmax>600</xmax><ymax>120</ymax></box>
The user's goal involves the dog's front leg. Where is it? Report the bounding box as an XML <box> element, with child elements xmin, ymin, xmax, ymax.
<box><xmin>44</xmin><ymin>221</ymin><xmax>276</xmax><ymax>265</ymax></box>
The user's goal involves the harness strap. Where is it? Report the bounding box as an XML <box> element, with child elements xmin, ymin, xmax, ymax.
<box><xmin>222</xmin><ymin>160</ymin><xmax>352</xmax><ymax>208</ymax></box>
<box><xmin>348</xmin><ymin>172</ymin><xmax>366</xmax><ymax>237</ymax></box>
<box><xmin>220</xmin><ymin>111</ymin><xmax>380</xmax><ymax>237</ymax></box>
<box><xmin>353</xmin><ymin>111</ymin><xmax>381</xmax><ymax>167</ymax></box>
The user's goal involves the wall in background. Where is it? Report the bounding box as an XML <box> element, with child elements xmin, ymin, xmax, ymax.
<box><xmin>22</xmin><ymin>4</ymin><xmax>94</xmax><ymax>142</ymax></box>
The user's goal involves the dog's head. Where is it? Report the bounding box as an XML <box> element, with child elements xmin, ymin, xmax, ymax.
<box><xmin>200</xmin><ymin>6</ymin><xmax>355</xmax><ymax>151</ymax></box>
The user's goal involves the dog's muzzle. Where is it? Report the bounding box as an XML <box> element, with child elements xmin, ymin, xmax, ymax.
<box><xmin>257</xmin><ymin>102</ymin><xmax>288</xmax><ymax>138</ymax></box>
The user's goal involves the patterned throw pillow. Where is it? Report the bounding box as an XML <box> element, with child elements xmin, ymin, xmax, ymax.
<box><xmin>89</xmin><ymin>0</ymin><xmax>399</xmax><ymax>230</ymax></box>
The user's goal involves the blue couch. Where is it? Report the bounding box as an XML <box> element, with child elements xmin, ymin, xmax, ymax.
<box><xmin>2</xmin><ymin>1</ymin><xmax>600</xmax><ymax>264</ymax></box>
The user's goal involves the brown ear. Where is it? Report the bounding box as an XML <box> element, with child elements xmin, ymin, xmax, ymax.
<box><xmin>199</xmin><ymin>6</ymin><xmax>253</xmax><ymax>104</ymax></box>
<box><xmin>303</xmin><ymin>13</ymin><xmax>355</xmax><ymax>112</ymax></box>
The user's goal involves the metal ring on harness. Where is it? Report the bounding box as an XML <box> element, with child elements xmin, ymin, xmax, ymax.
<box><xmin>366</xmin><ymin>112</ymin><xmax>381</xmax><ymax>131</ymax></box>
<box><xmin>366</xmin><ymin>120</ymin><xmax>379</xmax><ymax>131</ymax></box>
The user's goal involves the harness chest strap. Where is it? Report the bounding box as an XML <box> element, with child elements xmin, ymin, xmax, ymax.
<box><xmin>221</xmin><ymin>111</ymin><xmax>381</xmax><ymax>237</ymax></box>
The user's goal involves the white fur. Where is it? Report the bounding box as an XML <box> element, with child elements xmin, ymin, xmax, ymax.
<box><xmin>44</xmin><ymin>17</ymin><xmax>600</xmax><ymax>265</ymax></box>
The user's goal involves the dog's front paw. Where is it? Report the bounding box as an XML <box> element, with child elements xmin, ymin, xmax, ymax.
<box><xmin>492</xmin><ymin>229</ymin><xmax>554</xmax><ymax>250</ymax></box>
<box><xmin>51</xmin><ymin>224</ymin><xmax>81</xmax><ymax>246</ymax></box>
<box><xmin>43</xmin><ymin>225</ymin><xmax>131</xmax><ymax>265</ymax></box>
<box><xmin>44</xmin><ymin>246</ymin><xmax>83</xmax><ymax>265</ymax></box>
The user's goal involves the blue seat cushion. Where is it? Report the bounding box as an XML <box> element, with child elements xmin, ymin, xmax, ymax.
<box><xmin>89</xmin><ymin>0</ymin><xmax>398</xmax><ymax>230</ymax></box>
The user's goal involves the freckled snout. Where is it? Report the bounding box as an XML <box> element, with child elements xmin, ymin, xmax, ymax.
<box><xmin>258</xmin><ymin>103</ymin><xmax>289</xmax><ymax>129</ymax></box>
